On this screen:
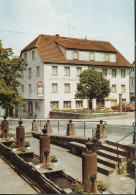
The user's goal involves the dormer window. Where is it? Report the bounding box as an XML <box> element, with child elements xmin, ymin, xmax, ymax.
<box><xmin>89</xmin><ymin>52</ymin><xmax>95</xmax><ymax>61</ymax></box>
<box><xmin>105</xmin><ymin>53</ymin><xmax>110</xmax><ymax>62</ymax></box>
<box><xmin>73</xmin><ymin>51</ymin><xmax>78</xmax><ymax>60</ymax></box>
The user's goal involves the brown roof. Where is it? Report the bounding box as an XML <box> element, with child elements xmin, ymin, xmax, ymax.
<box><xmin>21</xmin><ymin>34</ymin><xmax>132</xmax><ymax>67</ymax></box>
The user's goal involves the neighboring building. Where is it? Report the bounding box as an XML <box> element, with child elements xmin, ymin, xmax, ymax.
<box><xmin>18</xmin><ymin>34</ymin><xmax>132</xmax><ymax>118</ymax></box>
<box><xmin>130</xmin><ymin>61</ymin><xmax>135</xmax><ymax>103</ymax></box>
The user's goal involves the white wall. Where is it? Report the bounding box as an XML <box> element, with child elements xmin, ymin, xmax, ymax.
<box><xmin>44</xmin><ymin>64</ymin><xmax>88</xmax><ymax>117</ymax></box>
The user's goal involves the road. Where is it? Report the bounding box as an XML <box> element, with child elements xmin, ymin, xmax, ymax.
<box><xmin>1</xmin><ymin>112</ymin><xmax>135</xmax><ymax>144</ymax></box>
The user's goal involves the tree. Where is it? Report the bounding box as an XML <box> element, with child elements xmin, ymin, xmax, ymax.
<box><xmin>75</xmin><ymin>68</ymin><xmax>111</xmax><ymax>105</ymax></box>
<box><xmin>0</xmin><ymin>40</ymin><xmax>28</xmax><ymax>116</ymax></box>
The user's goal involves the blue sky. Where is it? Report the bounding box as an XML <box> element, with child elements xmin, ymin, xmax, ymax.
<box><xmin>0</xmin><ymin>0</ymin><xmax>134</xmax><ymax>63</ymax></box>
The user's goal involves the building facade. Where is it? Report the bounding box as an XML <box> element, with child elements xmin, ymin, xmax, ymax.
<box><xmin>18</xmin><ymin>34</ymin><xmax>132</xmax><ymax>118</ymax></box>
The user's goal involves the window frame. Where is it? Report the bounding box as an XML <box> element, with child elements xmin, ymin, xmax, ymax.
<box><xmin>121</xmin><ymin>69</ymin><xmax>125</xmax><ymax>78</ymax></box>
<box><xmin>28</xmin><ymin>68</ymin><xmax>31</xmax><ymax>78</ymax></box>
<box><xmin>105</xmin><ymin>53</ymin><xmax>110</xmax><ymax>62</ymax></box>
<box><xmin>36</xmin><ymin>66</ymin><xmax>40</xmax><ymax>77</ymax></box>
<box><xmin>112</xmin><ymin>69</ymin><xmax>116</xmax><ymax>78</ymax></box>
<box><xmin>89</xmin><ymin>52</ymin><xmax>95</xmax><ymax>61</ymax></box>
<box><xmin>76</xmin><ymin>67</ymin><xmax>82</xmax><ymax>76</ymax></box>
<box><xmin>73</xmin><ymin>50</ymin><xmax>79</xmax><ymax>60</ymax></box>
<box><xmin>52</xmin><ymin>83</ymin><xmax>58</xmax><ymax>93</ymax></box>
<box><xmin>32</xmin><ymin>51</ymin><xmax>35</xmax><ymax>60</ymax></box>
<box><xmin>121</xmin><ymin>85</ymin><xmax>125</xmax><ymax>93</ymax></box>
<box><xmin>50</xmin><ymin>101</ymin><xmax>59</xmax><ymax>109</ymax></box>
<box><xmin>64</xmin><ymin>66</ymin><xmax>70</xmax><ymax>76</ymax></box>
<box><xmin>63</xmin><ymin>101</ymin><xmax>71</xmax><ymax>109</ymax></box>
<box><xmin>112</xmin><ymin>85</ymin><xmax>116</xmax><ymax>93</ymax></box>
<box><xmin>52</xmin><ymin>66</ymin><xmax>58</xmax><ymax>76</ymax></box>
<box><xmin>64</xmin><ymin>83</ymin><xmax>70</xmax><ymax>93</ymax></box>
<box><xmin>76</xmin><ymin>100</ymin><xmax>83</xmax><ymax>108</ymax></box>
<box><xmin>29</xmin><ymin>84</ymin><xmax>32</xmax><ymax>93</ymax></box>
<box><xmin>102</xmin><ymin>69</ymin><xmax>107</xmax><ymax>76</ymax></box>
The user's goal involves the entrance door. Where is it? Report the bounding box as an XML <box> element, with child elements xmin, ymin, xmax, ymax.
<box><xmin>28</xmin><ymin>102</ymin><xmax>33</xmax><ymax>116</ymax></box>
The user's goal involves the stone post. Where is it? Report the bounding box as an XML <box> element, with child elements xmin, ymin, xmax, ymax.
<box><xmin>1</xmin><ymin>116</ymin><xmax>9</xmax><ymax>138</ymax></box>
<box><xmin>16</xmin><ymin>119</ymin><xmax>25</xmax><ymax>148</ymax></box>
<box><xmin>96</xmin><ymin>120</ymin><xmax>107</xmax><ymax>140</ymax></box>
<box><xmin>44</xmin><ymin>120</ymin><xmax>53</xmax><ymax>134</ymax></box>
<box><xmin>82</xmin><ymin>153</ymin><xmax>98</xmax><ymax>194</ymax></box>
<box><xmin>32</xmin><ymin>119</ymin><xmax>39</xmax><ymax>131</ymax></box>
<box><xmin>66</xmin><ymin>120</ymin><xmax>76</xmax><ymax>136</ymax></box>
<box><xmin>40</xmin><ymin>135</ymin><xmax>50</xmax><ymax>165</ymax></box>
<box><xmin>119</xmin><ymin>94</ymin><xmax>122</xmax><ymax>112</ymax></box>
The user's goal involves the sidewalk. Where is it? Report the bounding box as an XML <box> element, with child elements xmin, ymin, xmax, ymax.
<box><xmin>0</xmin><ymin>154</ymin><xmax>41</xmax><ymax>194</ymax></box>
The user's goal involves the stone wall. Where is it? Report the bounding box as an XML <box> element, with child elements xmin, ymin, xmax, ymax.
<box><xmin>49</xmin><ymin>111</ymin><xmax>127</xmax><ymax>119</ymax></box>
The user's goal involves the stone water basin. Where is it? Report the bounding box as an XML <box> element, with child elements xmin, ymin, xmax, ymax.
<box><xmin>44</xmin><ymin>171</ymin><xmax>74</xmax><ymax>192</ymax></box>
<box><xmin>17</xmin><ymin>152</ymin><xmax>38</xmax><ymax>162</ymax></box>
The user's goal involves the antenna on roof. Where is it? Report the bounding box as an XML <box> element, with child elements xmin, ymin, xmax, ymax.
<box><xmin>67</xmin><ymin>18</ymin><xmax>75</xmax><ymax>37</ymax></box>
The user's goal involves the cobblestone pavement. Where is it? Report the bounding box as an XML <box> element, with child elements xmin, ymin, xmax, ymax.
<box><xmin>0</xmin><ymin>153</ymin><xmax>42</xmax><ymax>194</ymax></box>
<box><xmin>29</xmin><ymin>137</ymin><xmax>135</xmax><ymax>194</ymax></box>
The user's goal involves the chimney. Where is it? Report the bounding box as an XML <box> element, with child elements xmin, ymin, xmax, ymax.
<box><xmin>55</xmin><ymin>34</ymin><xmax>59</xmax><ymax>37</ymax></box>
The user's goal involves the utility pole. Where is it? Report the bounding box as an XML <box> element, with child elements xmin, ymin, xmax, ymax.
<box><xmin>67</xmin><ymin>18</ymin><xmax>75</xmax><ymax>37</ymax></box>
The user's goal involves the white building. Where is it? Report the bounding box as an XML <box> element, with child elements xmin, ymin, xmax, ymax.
<box><xmin>18</xmin><ymin>34</ymin><xmax>132</xmax><ymax>118</ymax></box>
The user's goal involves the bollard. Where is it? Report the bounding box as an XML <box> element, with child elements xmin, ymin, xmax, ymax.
<box><xmin>32</xmin><ymin>119</ymin><xmax>39</xmax><ymax>131</ymax></box>
<box><xmin>44</xmin><ymin>120</ymin><xmax>53</xmax><ymax>134</ymax></box>
<box><xmin>66</xmin><ymin>120</ymin><xmax>76</xmax><ymax>136</ymax></box>
<box><xmin>82</xmin><ymin>138</ymin><xmax>99</xmax><ymax>194</ymax></box>
<box><xmin>119</xmin><ymin>94</ymin><xmax>122</xmax><ymax>112</ymax></box>
<box><xmin>96</xmin><ymin>120</ymin><xmax>107</xmax><ymax>140</ymax></box>
<box><xmin>40</xmin><ymin>129</ymin><xmax>50</xmax><ymax>165</ymax></box>
<box><xmin>16</xmin><ymin>119</ymin><xmax>25</xmax><ymax>148</ymax></box>
<box><xmin>1</xmin><ymin>116</ymin><xmax>9</xmax><ymax>138</ymax></box>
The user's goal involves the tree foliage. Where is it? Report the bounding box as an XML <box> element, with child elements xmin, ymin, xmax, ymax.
<box><xmin>75</xmin><ymin>68</ymin><xmax>111</xmax><ymax>102</ymax></box>
<box><xmin>0</xmin><ymin>40</ymin><xmax>28</xmax><ymax>111</ymax></box>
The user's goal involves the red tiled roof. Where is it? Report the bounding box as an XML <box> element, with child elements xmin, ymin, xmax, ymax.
<box><xmin>21</xmin><ymin>34</ymin><xmax>132</xmax><ymax>67</ymax></box>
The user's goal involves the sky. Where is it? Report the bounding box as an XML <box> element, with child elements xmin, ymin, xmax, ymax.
<box><xmin>0</xmin><ymin>0</ymin><xmax>134</xmax><ymax>63</ymax></box>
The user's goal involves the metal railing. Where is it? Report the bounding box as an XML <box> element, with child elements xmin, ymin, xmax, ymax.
<box><xmin>116</xmin><ymin>122</ymin><xmax>135</xmax><ymax>174</ymax></box>
<box><xmin>38</xmin><ymin>119</ymin><xmax>107</xmax><ymax>137</ymax></box>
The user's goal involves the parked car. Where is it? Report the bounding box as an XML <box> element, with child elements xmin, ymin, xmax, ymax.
<box><xmin>111</xmin><ymin>103</ymin><xmax>135</xmax><ymax>112</ymax></box>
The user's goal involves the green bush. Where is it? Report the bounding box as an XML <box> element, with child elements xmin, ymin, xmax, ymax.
<box><xmin>97</xmin><ymin>180</ymin><xmax>108</xmax><ymax>192</ymax></box>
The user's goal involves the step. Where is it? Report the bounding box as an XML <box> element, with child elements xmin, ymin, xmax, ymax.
<box><xmin>97</xmin><ymin>149</ymin><xmax>127</xmax><ymax>163</ymax></box>
<box><xmin>101</xmin><ymin>144</ymin><xmax>127</xmax><ymax>156</ymax></box>
<box><xmin>97</xmin><ymin>162</ymin><xmax>115</xmax><ymax>175</ymax></box>
<box><xmin>97</xmin><ymin>155</ymin><xmax>118</xmax><ymax>169</ymax></box>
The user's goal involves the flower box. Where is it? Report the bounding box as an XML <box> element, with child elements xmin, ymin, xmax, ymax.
<box><xmin>32</xmin><ymin>164</ymin><xmax>40</xmax><ymax>169</ymax></box>
<box><xmin>12</xmin><ymin>148</ymin><xmax>16</xmax><ymax>152</ymax></box>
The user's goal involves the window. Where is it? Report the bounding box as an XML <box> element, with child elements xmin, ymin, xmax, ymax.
<box><xmin>121</xmin><ymin>70</ymin><xmax>125</xmax><ymax>78</ymax></box>
<box><xmin>112</xmin><ymin>85</ymin><xmax>116</xmax><ymax>93</ymax></box>
<box><xmin>89</xmin><ymin>52</ymin><xmax>95</xmax><ymax>61</ymax></box>
<box><xmin>36</xmin><ymin>66</ymin><xmax>40</xmax><ymax>77</ymax></box>
<box><xmin>111</xmin><ymin>99</ymin><xmax>117</xmax><ymax>106</ymax></box>
<box><xmin>35</xmin><ymin>102</ymin><xmax>40</xmax><ymax>110</ymax></box>
<box><xmin>64</xmin><ymin>83</ymin><xmax>70</xmax><ymax>93</ymax></box>
<box><xmin>76</xmin><ymin>101</ymin><xmax>83</xmax><ymax>108</ymax></box>
<box><xmin>28</xmin><ymin>68</ymin><xmax>31</xmax><ymax>78</ymax></box>
<box><xmin>29</xmin><ymin>84</ymin><xmax>32</xmax><ymax>92</ymax></box>
<box><xmin>112</xmin><ymin>69</ymin><xmax>116</xmax><ymax>78</ymax></box>
<box><xmin>121</xmin><ymin>85</ymin><xmax>125</xmax><ymax>93</ymax></box>
<box><xmin>102</xmin><ymin>69</ymin><xmax>107</xmax><ymax>76</ymax></box>
<box><xmin>63</xmin><ymin>101</ymin><xmax>71</xmax><ymax>109</ymax></box>
<box><xmin>21</xmin><ymin>85</ymin><xmax>24</xmax><ymax>93</ymax></box>
<box><xmin>24</xmin><ymin>53</ymin><xmax>27</xmax><ymax>60</ymax></box>
<box><xmin>20</xmin><ymin>70</ymin><xmax>24</xmax><ymax>78</ymax></box>
<box><xmin>122</xmin><ymin>99</ymin><xmax>126</xmax><ymax>103</ymax></box>
<box><xmin>22</xmin><ymin>104</ymin><xmax>26</xmax><ymax>111</ymax></box>
<box><xmin>52</xmin><ymin>83</ymin><xmax>58</xmax><ymax>93</ymax></box>
<box><xmin>52</xmin><ymin>66</ymin><xmax>58</xmax><ymax>76</ymax></box>
<box><xmin>51</xmin><ymin>101</ymin><xmax>59</xmax><ymax>109</ymax></box>
<box><xmin>32</xmin><ymin>51</ymin><xmax>35</xmax><ymax>60</ymax></box>
<box><xmin>132</xmin><ymin>78</ymin><xmax>135</xmax><ymax>87</ymax></box>
<box><xmin>64</xmin><ymin>67</ymin><xmax>70</xmax><ymax>76</ymax></box>
<box><xmin>105</xmin><ymin>53</ymin><xmax>110</xmax><ymax>62</ymax></box>
<box><xmin>73</xmin><ymin>51</ymin><xmax>78</xmax><ymax>60</ymax></box>
<box><xmin>77</xmin><ymin>67</ymin><xmax>82</xmax><ymax>76</ymax></box>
